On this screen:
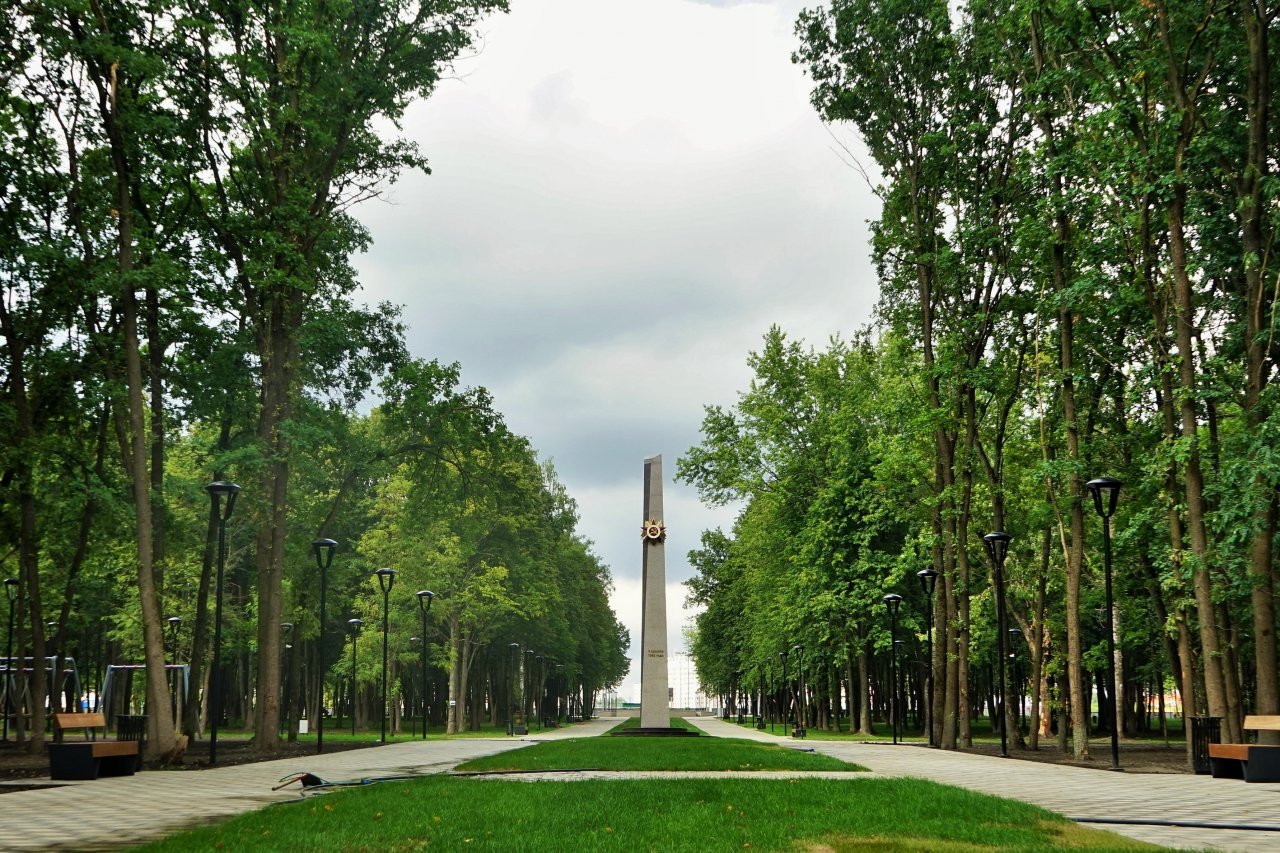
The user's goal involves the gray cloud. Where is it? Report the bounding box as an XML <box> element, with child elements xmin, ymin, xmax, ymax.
<box><xmin>352</xmin><ymin>0</ymin><xmax>879</xmax><ymax>700</ymax></box>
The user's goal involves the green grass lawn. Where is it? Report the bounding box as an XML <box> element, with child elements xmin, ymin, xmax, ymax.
<box><xmin>132</xmin><ymin>776</ymin><xmax>1166</xmax><ymax>853</ymax></box>
<box><xmin>455</xmin><ymin>724</ymin><xmax>861</xmax><ymax>773</ymax></box>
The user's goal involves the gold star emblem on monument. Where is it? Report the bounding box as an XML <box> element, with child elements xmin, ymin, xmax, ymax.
<box><xmin>641</xmin><ymin>519</ymin><xmax>666</xmax><ymax>542</ymax></box>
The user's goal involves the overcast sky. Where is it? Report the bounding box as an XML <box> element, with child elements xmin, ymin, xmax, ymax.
<box><xmin>352</xmin><ymin>0</ymin><xmax>880</xmax><ymax>703</ymax></box>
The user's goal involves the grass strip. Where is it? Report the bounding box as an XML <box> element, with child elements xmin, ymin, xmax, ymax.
<box><xmin>132</xmin><ymin>776</ymin><xmax>1168</xmax><ymax>853</ymax></box>
<box><xmin>455</xmin><ymin>732</ymin><xmax>861</xmax><ymax>772</ymax></box>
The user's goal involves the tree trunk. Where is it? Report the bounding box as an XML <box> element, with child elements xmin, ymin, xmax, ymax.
<box><xmin>1238</xmin><ymin>0</ymin><xmax>1279</xmax><ymax>744</ymax></box>
<box><xmin>1169</xmin><ymin>185</ymin><xmax>1233</xmax><ymax>740</ymax></box>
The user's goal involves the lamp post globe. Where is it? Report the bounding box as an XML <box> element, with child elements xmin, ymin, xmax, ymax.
<box><xmin>1085</xmin><ymin>477</ymin><xmax>1123</xmax><ymax>770</ymax></box>
<box><xmin>204</xmin><ymin>480</ymin><xmax>239</xmax><ymax>765</ymax></box>
<box><xmin>348</xmin><ymin>618</ymin><xmax>363</xmax><ymax>736</ymax></box>
<box><xmin>416</xmin><ymin>591</ymin><xmax>434</xmax><ymax>739</ymax></box>
<box><xmin>312</xmin><ymin>538</ymin><xmax>338</xmax><ymax>754</ymax></box>
<box><xmin>374</xmin><ymin>569</ymin><xmax>397</xmax><ymax>742</ymax></box>
<box><xmin>882</xmin><ymin>593</ymin><xmax>903</xmax><ymax>744</ymax></box>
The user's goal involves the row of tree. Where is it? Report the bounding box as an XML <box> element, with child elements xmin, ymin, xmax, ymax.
<box><xmin>1</xmin><ymin>0</ymin><xmax>628</xmax><ymax>760</ymax></box>
<box><xmin>680</xmin><ymin>0</ymin><xmax>1279</xmax><ymax>759</ymax></box>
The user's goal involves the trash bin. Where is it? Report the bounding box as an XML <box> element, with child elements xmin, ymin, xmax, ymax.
<box><xmin>1189</xmin><ymin>716</ymin><xmax>1221</xmax><ymax>774</ymax></box>
<box><xmin>116</xmin><ymin>714</ymin><xmax>147</xmax><ymax>771</ymax></box>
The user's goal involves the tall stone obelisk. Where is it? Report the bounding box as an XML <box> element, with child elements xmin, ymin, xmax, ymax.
<box><xmin>639</xmin><ymin>454</ymin><xmax>670</xmax><ymax>729</ymax></box>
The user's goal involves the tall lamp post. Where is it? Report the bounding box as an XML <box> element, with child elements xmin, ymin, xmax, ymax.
<box><xmin>535</xmin><ymin>655</ymin><xmax>544</xmax><ymax>729</ymax></box>
<box><xmin>204</xmin><ymin>480</ymin><xmax>239</xmax><ymax>766</ymax></box>
<box><xmin>348</xmin><ymin>618</ymin><xmax>362</xmax><ymax>736</ymax></box>
<box><xmin>917</xmin><ymin>568</ymin><xmax>939</xmax><ymax>746</ymax></box>
<box><xmin>883</xmin><ymin>593</ymin><xmax>903</xmax><ymax>744</ymax></box>
<box><xmin>166</xmin><ymin>616</ymin><xmax>182</xmax><ymax>655</ymax></box>
<box><xmin>415</xmin><ymin>591</ymin><xmax>434</xmax><ymax>739</ymax></box>
<box><xmin>167</xmin><ymin>616</ymin><xmax>182</xmax><ymax>721</ymax></box>
<box><xmin>554</xmin><ymin>662</ymin><xmax>564</xmax><ymax>725</ymax></box>
<box><xmin>779</xmin><ymin>649</ymin><xmax>790</xmax><ymax>729</ymax></box>
<box><xmin>791</xmin><ymin>645</ymin><xmax>806</xmax><ymax>737</ymax></box>
<box><xmin>3</xmin><ymin>577</ymin><xmax>16</xmax><ymax>742</ymax></box>
<box><xmin>524</xmin><ymin>649</ymin><xmax>535</xmax><ymax>726</ymax></box>
<box><xmin>374</xmin><ymin>569</ymin><xmax>396</xmax><ymax>742</ymax></box>
<box><xmin>982</xmin><ymin>531</ymin><xmax>1012</xmax><ymax>758</ymax></box>
<box><xmin>1086</xmin><ymin>476</ymin><xmax>1122</xmax><ymax>770</ymax></box>
<box><xmin>894</xmin><ymin>639</ymin><xmax>907</xmax><ymax>730</ymax></box>
<box><xmin>1009</xmin><ymin>627</ymin><xmax>1022</xmax><ymax>734</ymax></box>
<box><xmin>410</xmin><ymin>638</ymin><xmax>421</xmax><ymax>737</ymax></box>
<box><xmin>756</xmin><ymin>667</ymin><xmax>766</xmax><ymax>730</ymax></box>
<box><xmin>281</xmin><ymin>622</ymin><xmax>294</xmax><ymax>734</ymax></box>
<box><xmin>508</xmin><ymin>643</ymin><xmax>520</xmax><ymax>735</ymax></box>
<box><xmin>312</xmin><ymin>538</ymin><xmax>337</xmax><ymax>754</ymax></box>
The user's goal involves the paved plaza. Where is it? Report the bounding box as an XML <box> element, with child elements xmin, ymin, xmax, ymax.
<box><xmin>0</xmin><ymin>715</ymin><xmax>1276</xmax><ymax>851</ymax></box>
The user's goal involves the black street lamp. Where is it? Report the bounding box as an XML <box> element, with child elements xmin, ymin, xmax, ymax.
<box><xmin>524</xmin><ymin>649</ymin><xmax>535</xmax><ymax>726</ymax></box>
<box><xmin>554</xmin><ymin>662</ymin><xmax>564</xmax><ymax>725</ymax></box>
<box><xmin>166</xmin><ymin>616</ymin><xmax>182</xmax><ymax>656</ymax></box>
<box><xmin>982</xmin><ymin>531</ymin><xmax>1012</xmax><ymax>758</ymax></box>
<box><xmin>5</xmin><ymin>577</ymin><xmax>18</xmax><ymax>742</ymax></box>
<box><xmin>508</xmin><ymin>643</ymin><xmax>520</xmax><ymax>736</ymax></box>
<box><xmin>409</xmin><ymin>637</ymin><xmax>421</xmax><ymax>737</ymax></box>
<box><xmin>416</xmin><ymin>591</ymin><xmax>434</xmax><ymax>740</ymax></box>
<box><xmin>1086</xmin><ymin>476</ymin><xmax>1122</xmax><ymax>770</ymax></box>
<box><xmin>281</xmin><ymin>622</ymin><xmax>294</xmax><ymax>734</ymax></box>
<box><xmin>917</xmin><ymin>568</ymin><xmax>939</xmax><ymax>747</ymax></box>
<box><xmin>204</xmin><ymin>480</ymin><xmax>239</xmax><ymax>766</ymax></box>
<box><xmin>374</xmin><ymin>569</ymin><xmax>396</xmax><ymax>742</ymax></box>
<box><xmin>348</xmin><ymin>618</ymin><xmax>363</xmax><ymax>736</ymax></box>
<box><xmin>312</xmin><ymin>538</ymin><xmax>337</xmax><ymax>754</ymax></box>
<box><xmin>894</xmin><ymin>639</ymin><xmax>907</xmax><ymax>730</ymax></box>
<box><xmin>779</xmin><ymin>649</ymin><xmax>790</xmax><ymax>730</ymax></box>
<box><xmin>1009</xmin><ymin>627</ymin><xmax>1023</xmax><ymax>734</ymax></box>
<box><xmin>167</xmin><ymin>616</ymin><xmax>182</xmax><ymax>721</ymax></box>
<box><xmin>756</xmin><ymin>667</ymin><xmax>766</xmax><ymax>730</ymax></box>
<box><xmin>791</xmin><ymin>645</ymin><xmax>806</xmax><ymax>737</ymax></box>
<box><xmin>883</xmin><ymin>593</ymin><xmax>903</xmax><ymax>744</ymax></box>
<box><xmin>535</xmin><ymin>655</ymin><xmax>544</xmax><ymax>730</ymax></box>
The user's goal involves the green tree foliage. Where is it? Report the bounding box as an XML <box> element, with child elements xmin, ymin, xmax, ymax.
<box><xmin>2</xmin><ymin>0</ymin><xmax>627</xmax><ymax>757</ymax></box>
<box><xmin>682</xmin><ymin>0</ymin><xmax>1279</xmax><ymax>758</ymax></box>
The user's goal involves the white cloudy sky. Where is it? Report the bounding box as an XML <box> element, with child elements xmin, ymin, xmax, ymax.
<box><xmin>352</xmin><ymin>0</ymin><xmax>881</xmax><ymax>703</ymax></box>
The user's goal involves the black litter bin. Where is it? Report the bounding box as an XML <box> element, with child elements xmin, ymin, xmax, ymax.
<box><xmin>1189</xmin><ymin>716</ymin><xmax>1221</xmax><ymax>774</ymax></box>
<box><xmin>116</xmin><ymin>714</ymin><xmax>147</xmax><ymax>771</ymax></box>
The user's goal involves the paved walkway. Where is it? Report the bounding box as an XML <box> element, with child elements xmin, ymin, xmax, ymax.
<box><xmin>685</xmin><ymin>716</ymin><xmax>1280</xmax><ymax>852</ymax></box>
<box><xmin>0</xmin><ymin>719</ymin><xmax>613</xmax><ymax>852</ymax></box>
<box><xmin>1</xmin><ymin>715</ymin><xmax>1277</xmax><ymax>851</ymax></box>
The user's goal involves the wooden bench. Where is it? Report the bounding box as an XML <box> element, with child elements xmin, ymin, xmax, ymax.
<box><xmin>1208</xmin><ymin>715</ymin><xmax>1280</xmax><ymax>782</ymax></box>
<box><xmin>47</xmin><ymin>712</ymin><xmax>140</xmax><ymax>780</ymax></box>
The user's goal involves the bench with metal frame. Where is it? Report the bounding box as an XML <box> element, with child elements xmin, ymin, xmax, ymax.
<box><xmin>47</xmin><ymin>712</ymin><xmax>140</xmax><ymax>780</ymax></box>
<box><xmin>1208</xmin><ymin>715</ymin><xmax>1280</xmax><ymax>782</ymax></box>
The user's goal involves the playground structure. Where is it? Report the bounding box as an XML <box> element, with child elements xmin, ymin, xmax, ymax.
<box><xmin>1</xmin><ymin>657</ymin><xmax>188</xmax><ymax>738</ymax></box>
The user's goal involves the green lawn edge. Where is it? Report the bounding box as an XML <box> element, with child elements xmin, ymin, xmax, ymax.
<box><xmin>131</xmin><ymin>776</ymin><xmax>1171</xmax><ymax>853</ymax></box>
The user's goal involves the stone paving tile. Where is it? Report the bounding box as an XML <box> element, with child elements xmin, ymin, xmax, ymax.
<box><xmin>686</xmin><ymin>716</ymin><xmax>1280</xmax><ymax>852</ymax></box>
<box><xmin>0</xmin><ymin>727</ymin><xmax>577</xmax><ymax>852</ymax></box>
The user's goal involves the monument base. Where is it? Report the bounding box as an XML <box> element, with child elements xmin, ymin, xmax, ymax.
<box><xmin>611</xmin><ymin>727</ymin><xmax>701</xmax><ymax>737</ymax></box>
